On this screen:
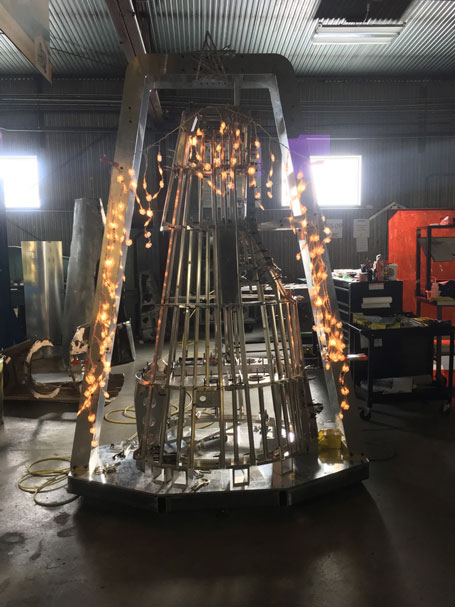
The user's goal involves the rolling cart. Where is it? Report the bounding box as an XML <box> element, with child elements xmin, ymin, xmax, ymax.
<box><xmin>347</xmin><ymin>320</ymin><xmax>454</xmax><ymax>419</ymax></box>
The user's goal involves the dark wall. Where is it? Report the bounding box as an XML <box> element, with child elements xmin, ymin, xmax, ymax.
<box><xmin>1</xmin><ymin>77</ymin><xmax>121</xmax><ymax>255</ymax></box>
<box><xmin>1</xmin><ymin>76</ymin><xmax>454</xmax><ymax>279</ymax></box>
<box><xmin>266</xmin><ymin>78</ymin><xmax>455</xmax><ymax>280</ymax></box>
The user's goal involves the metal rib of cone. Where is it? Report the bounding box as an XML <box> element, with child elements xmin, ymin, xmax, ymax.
<box><xmin>135</xmin><ymin>108</ymin><xmax>317</xmax><ymax>471</ymax></box>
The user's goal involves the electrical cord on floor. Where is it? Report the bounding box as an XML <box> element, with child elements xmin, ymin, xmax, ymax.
<box><xmin>18</xmin><ymin>456</ymin><xmax>79</xmax><ymax>507</ymax></box>
<box><xmin>104</xmin><ymin>405</ymin><xmax>137</xmax><ymax>424</ymax></box>
<box><xmin>103</xmin><ymin>397</ymin><xmax>215</xmax><ymax>430</ymax></box>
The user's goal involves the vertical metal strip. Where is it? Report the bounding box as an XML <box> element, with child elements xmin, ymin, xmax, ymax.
<box><xmin>71</xmin><ymin>62</ymin><xmax>153</xmax><ymax>472</ymax></box>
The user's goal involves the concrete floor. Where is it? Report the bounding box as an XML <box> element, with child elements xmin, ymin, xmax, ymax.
<box><xmin>1</xmin><ymin>344</ymin><xmax>455</xmax><ymax>607</ymax></box>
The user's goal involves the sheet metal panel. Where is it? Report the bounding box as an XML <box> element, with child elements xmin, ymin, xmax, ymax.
<box><xmin>21</xmin><ymin>240</ymin><xmax>64</xmax><ymax>343</ymax></box>
<box><xmin>62</xmin><ymin>198</ymin><xmax>105</xmax><ymax>359</ymax></box>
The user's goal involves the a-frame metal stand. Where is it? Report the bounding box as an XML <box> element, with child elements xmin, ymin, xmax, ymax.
<box><xmin>68</xmin><ymin>53</ymin><xmax>367</xmax><ymax>510</ymax></box>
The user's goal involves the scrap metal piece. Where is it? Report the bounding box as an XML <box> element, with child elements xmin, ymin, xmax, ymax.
<box><xmin>26</xmin><ymin>339</ymin><xmax>60</xmax><ymax>399</ymax></box>
<box><xmin>1</xmin><ymin>337</ymin><xmax>124</xmax><ymax>404</ymax></box>
<box><xmin>2</xmin><ymin>339</ymin><xmax>60</xmax><ymax>400</ymax></box>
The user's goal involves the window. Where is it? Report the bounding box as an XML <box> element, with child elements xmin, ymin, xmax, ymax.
<box><xmin>310</xmin><ymin>155</ymin><xmax>361</xmax><ymax>207</ymax></box>
<box><xmin>0</xmin><ymin>156</ymin><xmax>40</xmax><ymax>209</ymax></box>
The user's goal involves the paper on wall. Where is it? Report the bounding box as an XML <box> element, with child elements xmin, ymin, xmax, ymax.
<box><xmin>326</xmin><ymin>218</ymin><xmax>343</xmax><ymax>238</ymax></box>
<box><xmin>356</xmin><ymin>237</ymin><xmax>369</xmax><ymax>252</ymax></box>
<box><xmin>353</xmin><ymin>218</ymin><xmax>370</xmax><ymax>239</ymax></box>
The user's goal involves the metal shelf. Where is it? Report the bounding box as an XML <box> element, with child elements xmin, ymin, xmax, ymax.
<box><xmin>416</xmin><ymin>223</ymin><xmax>455</xmax><ymax>296</ymax></box>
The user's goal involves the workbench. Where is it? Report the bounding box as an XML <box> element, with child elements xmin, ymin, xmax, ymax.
<box><xmin>347</xmin><ymin>319</ymin><xmax>454</xmax><ymax>418</ymax></box>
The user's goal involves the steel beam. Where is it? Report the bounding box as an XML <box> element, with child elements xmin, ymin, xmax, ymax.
<box><xmin>105</xmin><ymin>0</ymin><xmax>162</xmax><ymax>122</ymax></box>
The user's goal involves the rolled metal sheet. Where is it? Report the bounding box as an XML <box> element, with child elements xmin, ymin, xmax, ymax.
<box><xmin>21</xmin><ymin>240</ymin><xmax>64</xmax><ymax>344</ymax></box>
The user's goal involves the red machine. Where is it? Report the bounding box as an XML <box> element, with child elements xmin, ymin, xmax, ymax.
<box><xmin>388</xmin><ymin>209</ymin><xmax>455</xmax><ymax>323</ymax></box>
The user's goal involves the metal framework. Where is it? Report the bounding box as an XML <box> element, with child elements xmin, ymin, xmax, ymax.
<box><xmin>69</xmin><ymin>53</ymin><xmax>367</xmax><ymax>509</ymax></box>
<box><xmin>134</xmin><ymin>108</ymin><xmax>317</xmax><ymax>473</ymax></box>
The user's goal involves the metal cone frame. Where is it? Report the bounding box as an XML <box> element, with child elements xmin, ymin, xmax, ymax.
<box><xmin>134</xmin><ymin>109</ymin><xmax>318</xmax><ymax>473</ymax></box>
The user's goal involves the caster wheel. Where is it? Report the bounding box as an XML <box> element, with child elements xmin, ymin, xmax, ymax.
<box><xmin>440</xmin><ymin>402</ymin><xmax>451</xmax><ymax>415</ymax></box>
<box><xmin>360</xmin><ymin>408</ymin><xmax>372</xmax><ymax>421</ymax></box>
<box><xmin>435</xmin><ymin>373</ymin><xmax>447</xmax><ymax>387</ymax></box>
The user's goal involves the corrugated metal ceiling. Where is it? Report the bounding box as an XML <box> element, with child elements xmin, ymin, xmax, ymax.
<box><xmin>0</xmin><ymin>0</ymin><xmax>454</xmax><ymax>77</ymax></box>
<box><xmin>144</xmin><ymin>0</ymin><xmax>455</xmax><ymax>76</ymax></box>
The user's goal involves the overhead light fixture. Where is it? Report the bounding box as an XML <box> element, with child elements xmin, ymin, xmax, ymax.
<box><xmin>313</xmin><ymin>24</ymin><xmax>404</xmax><ymax>45</ymax></box>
